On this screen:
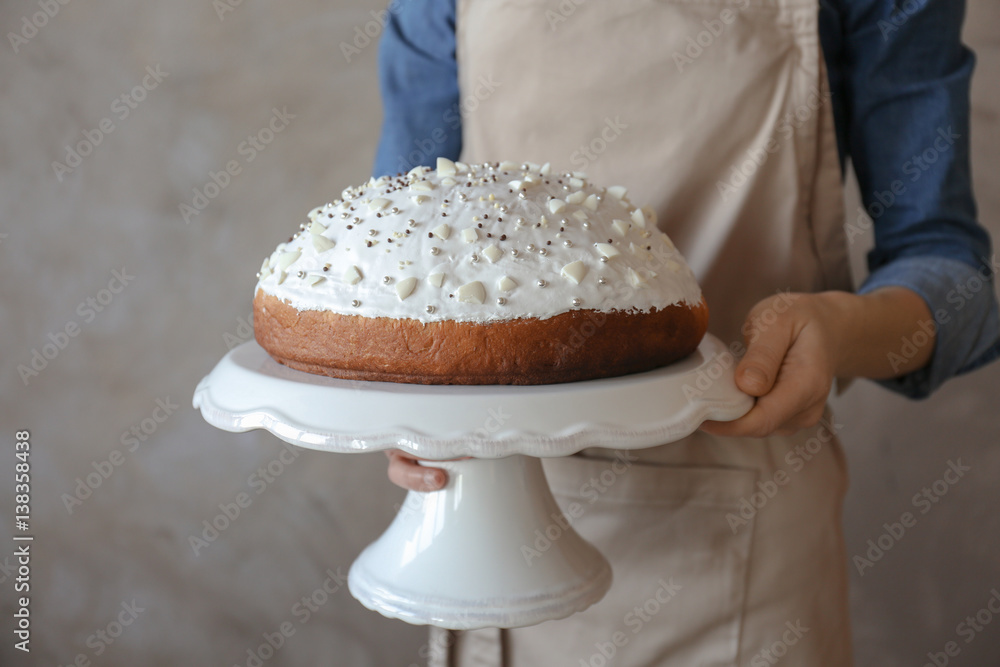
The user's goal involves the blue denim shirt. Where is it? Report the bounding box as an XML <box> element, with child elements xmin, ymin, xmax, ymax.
<box><xmin>373</xmin><ymin>0</ymin><xmax>1000</xmax><ymax>398</ymax></box>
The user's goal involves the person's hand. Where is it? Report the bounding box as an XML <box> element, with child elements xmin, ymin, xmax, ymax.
<box><xmin>701</xmin><ymin>287</ymin><xmax>934</xmax><ymax>438</ymax></box>
<box><xmin>385</xmin><ymin>450</ymin><xmax>448</xmax><ymax>491</ymax></box>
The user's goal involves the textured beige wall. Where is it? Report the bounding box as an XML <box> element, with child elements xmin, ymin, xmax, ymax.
<box><xmin>0</xmin><ymin>0</ymin><xmax>997</xmax><ymax>665</ymax></box>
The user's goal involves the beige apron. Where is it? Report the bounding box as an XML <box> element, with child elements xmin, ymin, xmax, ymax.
<box><xmin>433</xmin><ymin>0</ymin><xmax>855</xmax><ymax>664</ymax></box>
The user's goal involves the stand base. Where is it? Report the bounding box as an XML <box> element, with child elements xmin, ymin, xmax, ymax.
<box><xmin>348</xmin><ymin>456</ymin><xmax>612</xmax><ymax>629</ymax></box>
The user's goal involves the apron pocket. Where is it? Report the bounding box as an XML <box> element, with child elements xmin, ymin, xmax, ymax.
<box><xmin>527</xmin><ymin>453</ymin><xmax>759</xmax><ymax>667</ymax></box>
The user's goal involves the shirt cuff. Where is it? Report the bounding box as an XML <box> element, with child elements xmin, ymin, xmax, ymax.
<box><xmin>857</xmin><ymin>255</ymin><xmax>1000</xmax><ymax>399</ymax></box>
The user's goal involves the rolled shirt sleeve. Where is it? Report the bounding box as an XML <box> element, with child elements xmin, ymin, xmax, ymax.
<box><xmin>822</xmin><ymin>0</ymin><xmax>1000</xmax><ymax>397</ymax></box>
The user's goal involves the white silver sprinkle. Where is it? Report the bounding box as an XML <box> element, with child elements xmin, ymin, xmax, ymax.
<box><xmin>426</xmin><ymin>305</ymin><xmax>435</xmax><ymax>314</ymax></box>
<box><xmin>297</xmin><ymin>271</ymin><xmax>306</xmax><ymax>278</ymax></box>
<box><xmin>510</xmin><ymin>249</ymin><xmax>519</xmax><ymax>257</ymax></box>
<box><xmin>583</xmin><ymin>221</ymin><xmax>591</xmax><ymax>229</ymax></box>
<box><xmin>430</xmin><ymin>247</ymin><xmax>440</xmax><ymax>255</ymax></box>
<box><xmin>526</xmin><ymin>244</ymin><xmax>536</xmax><ymax>252</ymax></box>
<box><xmin>470</xmin><ymin>254</ymin><xmax>480</xmax><ymax>263</ymax></box>
<box><xmin>563</xmin><ymin>240</ymin><xmax>573</xmax><ymax>247</ymax></box>
<box><xmin>537</xmin><ymin>279</ymin><xmax>547</xmax><ymax>287</ymax></box>
<box><xmin>600</xmin><ymin>256</ymin><xmax>609</xmax><ymax>263</ymax></box>
<box><xmin>499</xmin><ymin>205</ymin><xmax>509</xmax><ymax>213</ymax></box>
<box><xmin>352</xmin><ymin>299</ymin><xmax>361</xmax><ymax>307</ymax></box>
<box><xmin>368</xmin><ymin>229</ymin><xmax>377</xmax><ymax>236</ymax></box>
<box><xmin>383</xmin><ymin>276</ymin><xmax>393</xmax><ymax>284</ymax></box>
<box><xmin>516</xmin><ymin>218</ymin><xmax>525</xmax><ymax>226</ymax></box>
<box><xmin>572</xmin><ymin>298</ymin><xmax>582</xmax><ymax>307</ymax></box>
<box><xmin>391</xmin><ymin>207</ymin><xmax>400</xmax><ymax>214</ymax></box>
<box><xmin>408</xmin><ymin>219</ymin><xmax>417</xmax><ymax>227</ymax></box>
<box><xmin>497</xmin><ymin>297</ymin><xmax>507</xmax><ymax>305</ymax></box>
<box><xmin>538</xmin><ymin>248</ymin><xmax>548</xmax><ymax>256</ymax></box>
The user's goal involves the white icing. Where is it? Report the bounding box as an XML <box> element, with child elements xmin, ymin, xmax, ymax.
<box><xmin>256</xmin><ymin>162</ymin><xmax>702</xmax><ymax>323</ymax></box>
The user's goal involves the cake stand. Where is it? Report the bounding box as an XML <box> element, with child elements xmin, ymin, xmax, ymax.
<box><xmin>193</xmin><ymin>335</ymin><xmax>752</xmax><ymax>630</ymax></box>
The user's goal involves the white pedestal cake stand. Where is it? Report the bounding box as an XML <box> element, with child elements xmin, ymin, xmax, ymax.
<box><xmin>193</xmin><ymin>335</ymin><xmax>752</xmax><ymax>630</ymax></box>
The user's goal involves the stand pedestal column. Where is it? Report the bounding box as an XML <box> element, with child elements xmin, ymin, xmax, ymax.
<box><xmin>348</xmin><ymin>455</ymin><xmax>612</xmax><ymax>629</ymax></box>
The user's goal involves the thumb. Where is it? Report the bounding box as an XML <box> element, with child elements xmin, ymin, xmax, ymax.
<box><xmin>737</xmin><ymin>315</ymin><xmax>794</xmax><ymax>397</ymax></box>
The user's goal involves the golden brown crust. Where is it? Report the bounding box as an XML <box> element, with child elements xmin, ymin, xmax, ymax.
<box><xmin>253</xmin><ymin>290</ymin><xmax>708</xmax><ymax>385</ymax></box>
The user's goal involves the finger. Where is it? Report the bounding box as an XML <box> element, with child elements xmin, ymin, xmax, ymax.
<box><xmin>736</xmin><ymin>314</ymin><xmax>795</xmax><ymax>397</ymax></box>
<box><xmin>772</xmin><ymin>401</ymin><xmax>828</xmax><ymax>436</ymax></box>
<box><xmin>386</xmin><ymin>451</ymin><xmax>448</xmax><ymax>491</ymax></box>
<box><xmin>700</xmin><ymin>369</ymin><xmax>819</xmax><ymax>438</ymax></box>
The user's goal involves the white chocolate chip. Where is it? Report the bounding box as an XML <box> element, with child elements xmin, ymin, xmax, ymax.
<box><xmin>607</xmin><ymin>185</ymin><xmax>628</xmax><ymax>200</ymax></box>
<box><xmin>566</xmin><ymin>190</ymin><xmax>585</xmax><ymax>204</ymax></box>
<box><xmin>427</xmin><ymin>272</ymin><xmax>445</xmax><ymax>287</ymax></box>
<box><xmin>561</xmin><ymin>260</ymin><xmax>588</xmax><ymax>284</ymax></box>
<box><xmin>437</xmin><ymin>157</ymin><xmax>457</xmax><ymax>176</ymax></box>
<box><xmin>307</xmin><ymin>275</ymin><xmax>326</xmax><ymax>287</ymax></box>
<box><xmin>457</xmin><ymin>281</ymin><xmax>486</xmax><ymax>304</ymax></box>
<box><xmin>631</xmin><ymin>208</ymin><xmax>647</xmax><ymax>229</ymax></box>
<box><xmin>307</xmin><ymin>206</ymin><xmax>323</xmax><ymax>222</ymax></box>
<box><xmin>462</xmin><ymin>228</ymin><xmax>479</xmax><ymax>243</ymax></box>
<box><xmin>395</xmin><ymin>276</ymin><xmax>417</xmax><ymax>300</ymax></box>
<box><xmin>498</xmin><ymin>276</ymin><xmax>517</xmax><ymax>292</ymax></box>
<box><xmin>569</xmin><ymin>177</ymin><xmax>584</xmax><ymax>189</ymax></box>
<box><xmin>572</xmin><ymin>210</ymin><xmax>589</xmax><ymax>222</ymax></box>
<box><xmin>548</xmin><ymin>199</ymin><xmax>567</xmax><ymax>214</ymax></box>
<box><xmin>583</xmin><ymin>194</ymin><xmax>600</xmax><ymax>211</ymax></box>
<box><xmin>432</xmin><ymin>223</ymin><xmax>452</xmax><ymax>240</ymax></box>
<box><xmin>659</xmin><ymin>232</ymin><xmax>676</xmax><ymax>250</ymax></box>
<box><xmin>368</xmin><ymin>197</ymin><xmax>391</xmax><ymax>211</ymax></box>
<box><xmin>540</xmin><ymin>162</ymin><xmax>552</xmax><ymax>176</ymax></box>
<box><xmin>440</xmin><ymin>177</ymin><xmax>457</xmax><ymax>186</ymax></box>
<box><xmin>627</xmin><ymin>267</ymin><xmax>648</xmax><ymax>288</ymax></box>
<box><xmin>572</xmin><ymin>171</ymin><xmax>587</xmax><ymax>179</ymax></box>
<box><xmin>595</xmin><ymin>243</ymin><xmax>621</xmax><ymax>258</ymax></box>
<box><xmin>308</xmin><ymin>220</ymin><xmax>328</xmax><ymax>236</ymax></box>
<box><xmin>499</xmin><ymin>161</ymin><xmax>519</xmax><ymax>171</ymax></box>
<box><xmin>312</xmin><ymin>235</ymin><xmax>336</xmax><ymax>252</ymax></box>
<box><xmin>277</xmin><ymin>249</ymin><xmax>301</xmax><ymax>271</ymax></box>
<box><xmin>455</xmin><ymin>160</ymin><xmax>469</xmax><ymax>172</ymax></box>
<box><xmin>276</xmin><ymin>270</ymin><xmax>287</xmax><ymax>285</ymax></box>
<box><xmin>343</xmin><ymin>265</ymin><xmax>363</xmax><ymax>285</ymax></box>
<box><xmin>629</xmin><ymin>242</ymin><xmax>652</xmax><ymax>261</ymax></box>
<box><xmin>482</xmin><ymin>244</ymin><xmax>503</xmax><ymax>263</ymax></box>
<box><xmin>508</xmin><ymin>180</ymin><xmax>522</xmax><ymax>190</ymax></box>
<box><xmin>612</xmin><ymin>219</ymin><xmax>631</xmax><ymax>236</ymax></box>
<box><xmin>410</xmin><ymin>195</ymin><xmax>429</xmax><ymax>204</ymax></box>
<box><xmin>410</xmin><ymin>180</ymin><xmax>434</xmax><ymax>192</ymax></box>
